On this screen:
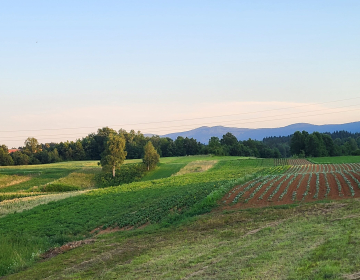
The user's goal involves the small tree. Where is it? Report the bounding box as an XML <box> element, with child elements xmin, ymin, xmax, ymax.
<box><xmin>143</xmin><ymin>141</ymin><xmax>160</xmax><ymax>171</ymax></box>
<box><xmin>100</xmin><ymin>134</ymin><xmax>127</xmax><ymax>177</ymax></box>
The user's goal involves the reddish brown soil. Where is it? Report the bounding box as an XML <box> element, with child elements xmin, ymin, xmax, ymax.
<box><xmin>238</xmin><ymin>176</ymin><xmax>286</xmax><ymax>208</ymax></box>
<box><xmin>240</xmin><ymin>177</ymin><xmax>273</xmax><ymax>202</ymax></box>
<box><xmin>259</xmin><ymin>175</ymin><xmax>286</xmax><ymax>202</ymax></box>
<box><xmin>241</xmin><ymin>177</ymin><xmax>278</xmax><ymax>202</ymax></box>
<box><xmin>288</xmin><ymin>159</ymin><xmax>312</xmax><ymax>165</ymax></box>
<box><xmin>223</xmin><ymin>164</ymin><xmax>360</xmax><ymax>210</ymax></box>
<box><xmin>296</xmin><ymin>174</ymin><xmax>311</xmax><ymax>201</ymax></box>
<box><xmin>349</xmin><ymin>171</ymin><xmax>360</xmax><ymax>184</ymax></box>
<box><xmin>270</xmin><ymin>175</ymin><xmax>295</xmax><ymax>202</ymax></box>
<box><xmin>342</xmin><ymin>173</ymin><xmax>360</xmax><ymax>196</ymax></box>
<box><xmin>225</xmin><ymin>179</ymin><xmax>265</xmax><ymax>204</ymax></box>
<box><xmin>222</xmin><ymin>179</ymin><xmax>255</xmax><ymax>203</ymax></box>
<box><xmin>318</xmin><ymin>173</ymin><xmax>327</xmax><ymax>199</ymax></box>
<box><xmin>306</xmin><ymin>174</ymin><xmax>317</xmax><ymax>200</ymax></box>
<box><xmin>344</xmin><ymin>164</ymin><xmax>352</xmax><ymax>171</ymax></box>
<box><xmin>328</xmin><ymin>165</ymin><xmax>335</xmax><ymax>172</ymax></box>
<box><xmin>236</xmin><ymin>180</ymin><xmax>266</xmax><ymax>203</ymax></box>
<box><xmin>41</xmin><ymin>239</ymin><xmax>95</xmax><ymax>260</ymax></box>
<box><xmin>278</xmin><ymin>174</ymin><xmax>302</xmax><ymax>205</ymax></box>
<box><xmin>338</xmin><ymin>164</ymin><xmax>346</xmax><ymax>172</ymax></box>
<box><xmin>327</xmin><ymin>173</ymin><xmax>342</xmax><ymax>198</ymax></box>
<box><xmin>335</xmin><ymin>173</ymin><xmax>352</xmax><ymax>197</ymax></box>
<box><xmin>324</xmin><ymin>164</ymin><xmax>330</xmax><ymax>173</ymax></box>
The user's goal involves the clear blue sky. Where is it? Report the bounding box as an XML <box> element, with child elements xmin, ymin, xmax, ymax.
<box><xmin>1</xmin><ymin>1</ymin><xmax>360</xmax><ymax>147</ymax></box>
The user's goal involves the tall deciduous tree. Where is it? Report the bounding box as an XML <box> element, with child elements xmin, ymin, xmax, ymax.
<box><xmin>24</xmin><ymin>137</ymin><xmax>40</xmax><ymax>155</ymax></box>
<box><xmin>143</xmin><ymin>141</ymin><xmax>160</xmax><ymax>171</ymax></box>
<box><xmin>100</xmin><ymin>134</ymin><xmax>127</xmax><ymax>177</ymax></box>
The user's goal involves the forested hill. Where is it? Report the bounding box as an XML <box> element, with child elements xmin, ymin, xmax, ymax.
<box><xmin>162</xmin><ymin>121</ymin><xmax>360</xmax><ymax>143</ymax></box>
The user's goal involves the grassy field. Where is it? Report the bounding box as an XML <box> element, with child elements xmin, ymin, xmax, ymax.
<box><xmin>5</xmin><ymin>199</ymin><xmax>360</xmax><ymax>279</ymax></box>
<box><xmin>0</xmin><ymin>157</ymin><xmax>268</xmax><ymax>276</ymax></box>
<box><xmin>140</xmin><ymin>162</ymin><xmax>185</xmax><ymax>181</ymax></box>
<box><xmin>3</xmin><ymin>155</ymin><xmax>360</xmax><ymax>279</ymax></box>
<box><xmin>0</xmin><ymin>161</ymin><xmax>100</xmax><ymax>193</ymax></box>
<box><xmin>0</xmin><ymin>191</ymin><xmax>88</xmax><ymax>218</ymax></box>
<box><xmin>174</xmin><ymin>160</ymin><xmax>218</xmax><ymax>176</ymax></box>
<box><xmin>308</xmin><ymin>156</ymin><xmax>360</xmax><ymax>164</ymax></box>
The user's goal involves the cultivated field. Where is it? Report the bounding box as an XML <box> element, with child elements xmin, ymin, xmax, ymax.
<box><xmin>274</xmin><ymin>158</ymin><xmax>312</xmax><ymax>166</ymax></box>
<box><xmin>224</xmin><ymin>163</ymin><xmax>360</xmax><ymax>209</ymax></box>
<box><xmin>3</xmin><ymin>156</ymin><xmax>360</xmax><ymax>279</ymax></box>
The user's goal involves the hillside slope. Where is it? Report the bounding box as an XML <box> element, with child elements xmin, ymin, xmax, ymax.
<box><xmin>162</xmin><ymin>121</ymin><xmax>360</xmax><ymax>143</ymax></box>
<box><xmin>6</xmin><ymin>198</ymin><xmax>360</xmax><ymax>279</ymax></box>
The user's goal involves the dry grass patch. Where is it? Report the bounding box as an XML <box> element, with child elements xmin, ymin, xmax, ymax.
<box><xmin>174</xmin><ymin>160</ymin><xmax>218</xmax><ymax>176</ymax></box>
<box><xmin>0</xmin><ymin>191</ymin><xmax>88</xmax><ymax>218</ymax></box>
<box><xmin>50</xmin><ymin>170</ymin><xmax>97</xmax><ymax>189</ymax></box>
<box><xmin>0</xmin><ymin>175</ymin><xmax>31</xmax><ymax>189</ymax></box>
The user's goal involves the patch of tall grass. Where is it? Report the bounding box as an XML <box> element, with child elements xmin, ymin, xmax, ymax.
<box><xmin>0</xmin><ymin>191</ymin><xmax>88</xmax><ymax>218</ymax></box>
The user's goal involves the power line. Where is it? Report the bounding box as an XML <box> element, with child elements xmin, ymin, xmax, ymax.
<box><xmin>1</xmin><ymin>106</ymin><xmax>359</xmax><ymax>142</ymax></box>
<box><xmin>0</xmin><ymin>96</ymin><xmax>360</xmax><ymax>133</ymax></box>
<box><xmin>1</xmin><ymin>102</ymin><xmax>360</xmax><ymax>139</ymax></box>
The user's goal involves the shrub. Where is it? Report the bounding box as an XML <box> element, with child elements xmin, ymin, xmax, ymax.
<box><xmin>95</xmin><ymin>163</ymin><xmax>146</xmax><ymax>187</ymax></box>
<box><xmin>40</xmin><ymin>184</ymin><xmax>81</xmax><ymax>192</ymax></box>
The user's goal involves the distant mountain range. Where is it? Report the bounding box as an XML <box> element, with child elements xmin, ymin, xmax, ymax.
<box><xmin>159</xmin><ymin>121</ymin><xmax>360</xmax><ymax>143</ymax></box>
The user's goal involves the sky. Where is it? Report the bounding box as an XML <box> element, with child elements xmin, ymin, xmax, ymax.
<box><xmin>1</xmin><ymin>1</ymin><xmax>360</xmax><ymax>147</ymax></box>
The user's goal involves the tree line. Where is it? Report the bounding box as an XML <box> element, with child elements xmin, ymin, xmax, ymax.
<box><xmin>2</xmin><ymin>128</ymin><xmax>359</xmax><ymax>167</ymax></box>
<box><xmin>264</xmin><ymin>130</ymin><xmax>360</xmax><ymax>158</ymax></box>
<box><xmin>0</xmin><ymin>127</ymin><xmax>283</xmax><ymax>166</ymax></box>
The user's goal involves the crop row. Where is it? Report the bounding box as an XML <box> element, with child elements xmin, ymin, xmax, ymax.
<box><xmin>286</xmin><ymin>163</ymin><xmax>360</xmax><ymax>175</ymax></box>
<box><xmin>228</xmin><ymin>169</ymin><xmax>360</xmax><ymax>206</ymax></box>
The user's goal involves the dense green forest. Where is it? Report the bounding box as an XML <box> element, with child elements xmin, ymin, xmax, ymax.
<box><xmin>264</xmin><ymin>130</ymin><xmax>360</xmax><ymax>157</ymax></box>
<box><xmin>1</xmin><ymin>128</ymin><xmax>360</xmax><ymax>166</ymax></box>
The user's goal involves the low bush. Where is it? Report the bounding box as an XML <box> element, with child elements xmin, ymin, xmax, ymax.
<box><xmin>40</xmin><ymin>184</ymin><xmax>81</xmax><ymax>192</ymax></box>
<box><xmin>95</xmin><ymin>163</ymin><xmax>147</xmax><ymax>187</ymax></box>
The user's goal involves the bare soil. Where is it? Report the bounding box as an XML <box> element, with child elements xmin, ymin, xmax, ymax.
<box><xmin>41</xmin><ymin>239</ymin><xmax>95</xmax><ymax>260</ymax></box>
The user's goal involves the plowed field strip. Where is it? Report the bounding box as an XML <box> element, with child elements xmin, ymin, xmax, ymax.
<box><xmin>349</xmin><ymin>171</ymin><xmax>360</xmax><ymax>185</ymax></box>
<box><xmin>267</xmin><ymin>175</ymin><xmax>291</xmax><ymax>201</ymax></box>
<box><xmin>230</xmin><ymin>176</ymin><xmax>272</xmax><ymax>204</ymax></box>
<box><xmin>326</xmin><ymin>173</ymin><xmax>340</xmax><ymax>199</ymax></box>
<box><xmin>344</xmin><ymin>164</ymin><xmax>352</xmax><ymax>171</ymax></box>
<box><xmin>328</xmin><ymin>164</ymin><xmax>335</xmax><ymax>172</ymax></box>
<box><xmin>270</xmin><ymin>175</ymin><xmax>294</xmax><ymax>202</ymax></box>
<box><xmin>334</xmin><ymin>173</ymin><xmax>352</xmax><ymax>197</ymax></box>
<box><xmin>296</xmin><ymin>174</ymin><xmax>310</xmax><ymax>201</ymax></box>
<box><xmin>241</xmin><ymin>177</ymin><xmax>277</xmax><ymax>202</ymax></box>
<box><xmin>318</xmin><ymin>173</ymin><xmax>327</xmax><ymax>199</ymax></box>
<box><xmin>279</xmin><ymin>174</ymin><xmax>301</xmax><ymax>204</ymax></box>
<box><xmin>288</xmin><ymin>159</ymin><xmax>312</xmax><ymax>165</ymax></box>
<box><xmin>223</xmin><ymin>179</ymin><xmax>257</xmax><ymax>203</ymax></box>
<box><xmin>303</xmin><ymin>174</ymin><xmax>316</xmax><ymax>201</ymax></box>
<box><xmin>342</xmin><ymin>173</ymin><xmax>360</xmax><ymax>196</ymax></box>
<box><xmin>330</xmin><ymin>173</ymin><xmax>344</xmax><ymax>197</ymax></box>
<box><xmin>235</xmin><ymin>181</ymin><xmax>263</xmax><ymax>203</ymax></box>
<box><xmin>257</xmin><ymin>175</ymin><xmax>286</xmax><ymax>202</ymax></box>
<box><xmin>347</xmin><ymin>171</ymin><xmax>360</xmax><ymax>189</ymax></box>
<box><xmin>223</xmin><ymin>164</ymin><xmax>360</xmax><ymax>210</ymax></box>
